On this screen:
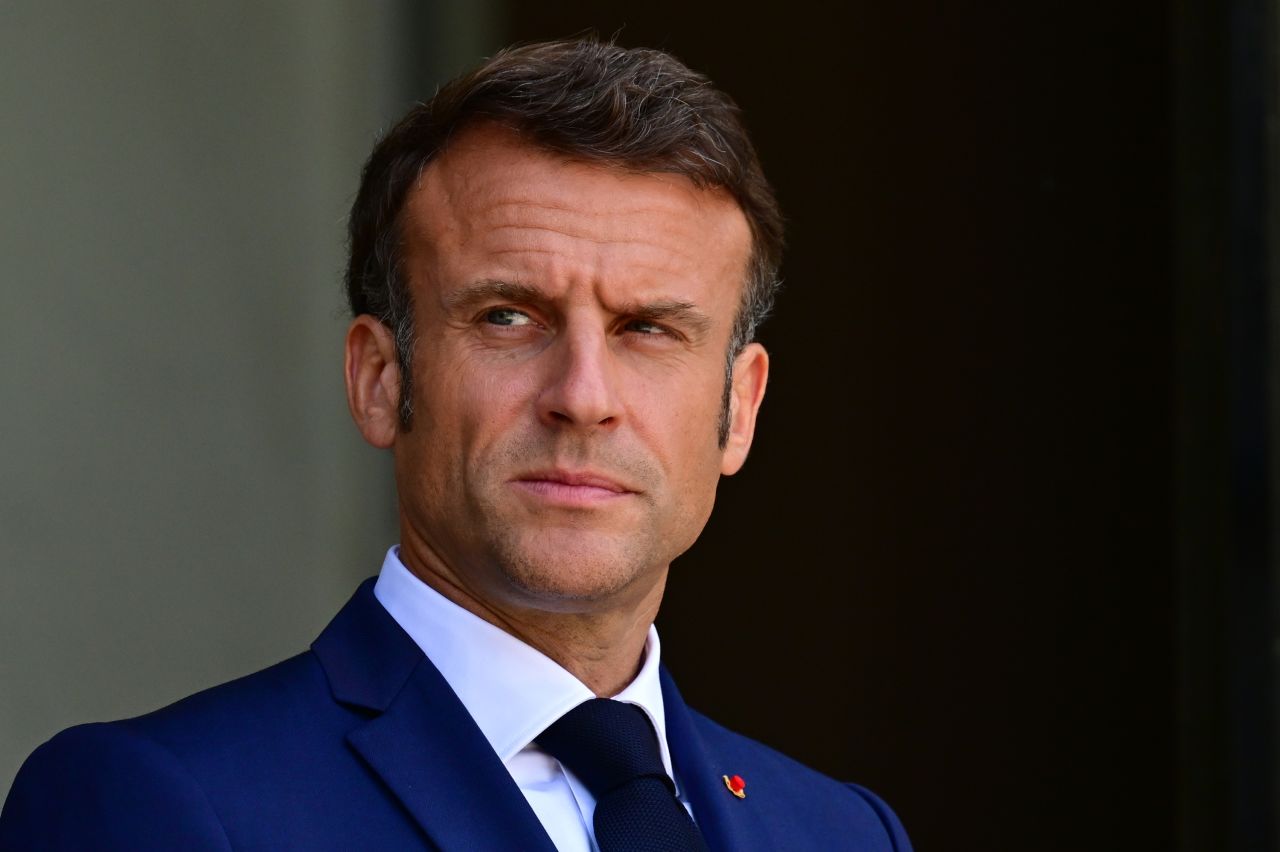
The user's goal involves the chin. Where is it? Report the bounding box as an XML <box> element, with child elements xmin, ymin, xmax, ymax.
<box><xmin>490</xmin><ymin>531</ymin><xmax>660</xmax><ymax>608</ymax></box>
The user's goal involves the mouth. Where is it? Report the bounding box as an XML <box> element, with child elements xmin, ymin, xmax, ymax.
<box><xmin>510</xmin><ymin>469</ymin><xmax>636</xmax><ymax>507</ymax></box>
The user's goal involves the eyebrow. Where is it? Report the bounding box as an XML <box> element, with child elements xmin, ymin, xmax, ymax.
<box><xmin>442</xmin><ymin>279</ymin><xmax>545</xmax><ymax>314</ymax></box>
<box><xmin>444</xmin><ymin>278</ymin><xmax>714</xmax><ymax>341</ymax></box>
<box><xmin>617</xmin><ymin>299</ymin><xmax>713</xmax><ymax>340</ymax></box>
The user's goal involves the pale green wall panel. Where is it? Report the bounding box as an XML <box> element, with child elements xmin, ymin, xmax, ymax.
<box><xmin>0</xmin><ymin>0</ymin><xmax>494</xmax><ymax>799</ymax></box>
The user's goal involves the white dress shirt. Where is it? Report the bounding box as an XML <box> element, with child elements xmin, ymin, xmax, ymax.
<box><xmin>373</xmin><ymin>546</ymin><xmax>692</xmax><ymax>852</ymax></box>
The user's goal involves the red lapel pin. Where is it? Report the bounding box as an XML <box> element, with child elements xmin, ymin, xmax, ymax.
<box><xmin>722</xmin><ymin>774</ymin><xmax>746</xmax><ymax>799</ymax></box>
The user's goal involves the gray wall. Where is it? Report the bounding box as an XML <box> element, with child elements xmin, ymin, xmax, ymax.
<box><xmin>0</xmin><ymin>1</ymin><xmax>490</xmax><ymax>799</ymax></box>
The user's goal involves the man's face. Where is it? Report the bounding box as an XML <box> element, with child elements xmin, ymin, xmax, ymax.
<box><xmin>376</xmin><ymin>125</ymin><xmax>765</xmax><ymax>614</ymax></box>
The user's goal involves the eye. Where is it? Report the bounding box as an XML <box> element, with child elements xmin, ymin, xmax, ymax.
<box><xmin>624</xmin><ymin>319</ymin><xmax>670</xmax><ymax>336</ymax></box>
<box><xmin>484</xmin><ymin>308</ymin><xmax>535</xmax><ymax>327</ymax></box>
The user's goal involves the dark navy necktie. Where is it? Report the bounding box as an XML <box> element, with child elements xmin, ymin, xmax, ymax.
<box><xmin>536</xmin><ymin>698</ymin><xmax>709</xmax><ymax>852</ymax></box>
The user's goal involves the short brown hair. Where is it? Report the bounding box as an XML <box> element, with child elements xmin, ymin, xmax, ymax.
<box><xmin>345</xmin><ymin>37</ymin><xmax>784</xmax><ymax>432</ymax></box>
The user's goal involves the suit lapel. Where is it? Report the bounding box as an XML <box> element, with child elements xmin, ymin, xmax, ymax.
<box><xmin>312</xmin><ymin>580</ymin><xmax>558</xmax><ymax>852</ymax></box>
<box><xmin>661</xmin><ymin>667</ymin><xmax>762</xmax><ymax>852</ymax></box>
<box><xmin>347</xmin><ymin>656</ymin><xmax>559</xmax><ymax>851</ymax></box>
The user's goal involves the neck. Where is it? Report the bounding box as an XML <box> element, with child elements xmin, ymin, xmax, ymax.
<box><xmin>396</xmin><ymin>537</ymin><xmax>666</xmax><ymax>698</ymax></box>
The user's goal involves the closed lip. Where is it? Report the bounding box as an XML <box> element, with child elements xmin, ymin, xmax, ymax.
<box><xmin>513</xmin><ymin>469</ymin><xmax>635</xmax><ymax>493</ymax></box>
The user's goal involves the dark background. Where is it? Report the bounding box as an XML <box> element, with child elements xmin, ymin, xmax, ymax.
<box><xmin>486</xmin><ymin>2</ymin><xmax>1271</xmax><ymax>850</ymax></box>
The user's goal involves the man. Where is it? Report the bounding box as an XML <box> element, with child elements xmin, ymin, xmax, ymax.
<box><xmin>1</xmin><ymin>39</ymin><xmax>910</xmax><ymax>851</ymax></box>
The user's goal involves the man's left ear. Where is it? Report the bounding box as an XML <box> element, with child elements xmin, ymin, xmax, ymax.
<box><xmin>721</xmin><ymin>342</ymin><xmax>769</xmax><ymax>475</ymax></box>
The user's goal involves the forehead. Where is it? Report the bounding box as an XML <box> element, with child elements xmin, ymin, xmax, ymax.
<box><xmin>401</xmin><ymin>125</ymin><xmax>752</xmax><ymax>306</ymax></box>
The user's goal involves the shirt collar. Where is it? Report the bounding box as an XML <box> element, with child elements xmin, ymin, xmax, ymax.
<box><xmin>372</xmin><ymin>546</ymin><xmax>675</xmax><ymax>778</ymax></box>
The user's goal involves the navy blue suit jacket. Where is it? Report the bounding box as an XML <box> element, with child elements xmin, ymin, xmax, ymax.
<box><xmin>1</xmin><ymin>580</ymin><xmax>911</xmax><ymax>851</ymax></box>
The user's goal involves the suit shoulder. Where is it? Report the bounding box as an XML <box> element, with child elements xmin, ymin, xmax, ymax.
<box><xmin>137</xmin><ymin>650</ymin><xmax>324</xmax><ymax>713</ymax></box>
<box><xmin>5</xmin><ymin>650</ymin><xmax>327</xmax><ymax>792</ymax></box>
<box><xmin>117</xmin><ymin>651</ymin><xmax>333</xmax><ymax>748</ymax></box>
<box><xmin>1</xmin><ymin>652</ymin><xmax>354</xmax><ymax>851</ymax></box>
<box><xmin>1</xmin><ymin>722</ymin><xmax>232</xmax><ymax>851</ymax></box>
<box><xmin>685</xmin><ymin>708</ymin><xmax>912</xmax><ymax>852</ymax></box>
<box><xmin>846</xmin><ymin>781</ymin><xmax>913</xmax><ymax>852</ymax></box>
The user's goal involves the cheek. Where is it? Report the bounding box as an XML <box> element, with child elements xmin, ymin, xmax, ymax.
<box><xmin>642</xmin><ymin>379</ymin><xmax>727</xmax><ymax>493</ymax></box>
<box><xmin>662</xmin><ymin>436</ymin><xmax>724</xmax><ymax>557</ymax></box>
<box><xmin>419</xmin><ymin>355</ymin><xmax>538</xmax><ymax>460</ymax></box>
<box><xmin>650</xmin><ymin>363</ymin><xmax>726</xmax><ymax>441</ymax></box>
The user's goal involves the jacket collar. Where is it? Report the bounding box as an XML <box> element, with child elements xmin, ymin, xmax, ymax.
<box><xmin>311</xmin><ymin>579</ymin><xmax>558</xmax><ymax>852</ymax></box>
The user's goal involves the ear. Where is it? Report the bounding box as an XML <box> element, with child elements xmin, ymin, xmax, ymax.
<box><xmin>344</xmin><ymin>315</ymin><xmax>402</xmax><ymax>449</ymax></box>
<box><xmin>720</xmin><ymin>342</ymin><xmax>769</xmax><ymax>475</ymax></box>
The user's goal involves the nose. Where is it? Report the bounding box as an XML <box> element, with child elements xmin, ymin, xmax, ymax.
<box><xmin>538</xmin><ymin>326</ymin><xmax>623</xmax><ymax>430</ymax></box>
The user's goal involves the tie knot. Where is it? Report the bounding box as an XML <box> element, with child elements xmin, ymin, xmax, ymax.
<box><xmin>536</xmin><ymin>699</ymin><xmax>672</xmax><ymax>798</ymax></box>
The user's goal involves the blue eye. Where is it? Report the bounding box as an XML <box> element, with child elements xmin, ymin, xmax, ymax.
<box><xmin>485</xmin><ymin>308</ymin><xmax>533</xmax><ymax>326</ymax></box>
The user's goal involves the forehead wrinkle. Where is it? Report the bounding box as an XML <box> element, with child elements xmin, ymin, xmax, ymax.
<box><xmin>474</xmin><ymin>173</ymin><xmax>736</xmax><ymax>231</ymax></box>
<box><xmin>480</xmin><ymin>201</ymin><xmax>711</xmax><ymax>240</ymax></box>
<box><xmin>476</xmin><ymin>218</ymin><xmax>712</xmax><ymax>271</ymax></box>
<box><xmin>481</xmin><ymin>244</ymin><xmax>714</xmax><ymax>305</ymax></box>
<box><xmin>484</xmin><ymin>222</ymin><xmax>629</xmax><ymax>248</ymax></box>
